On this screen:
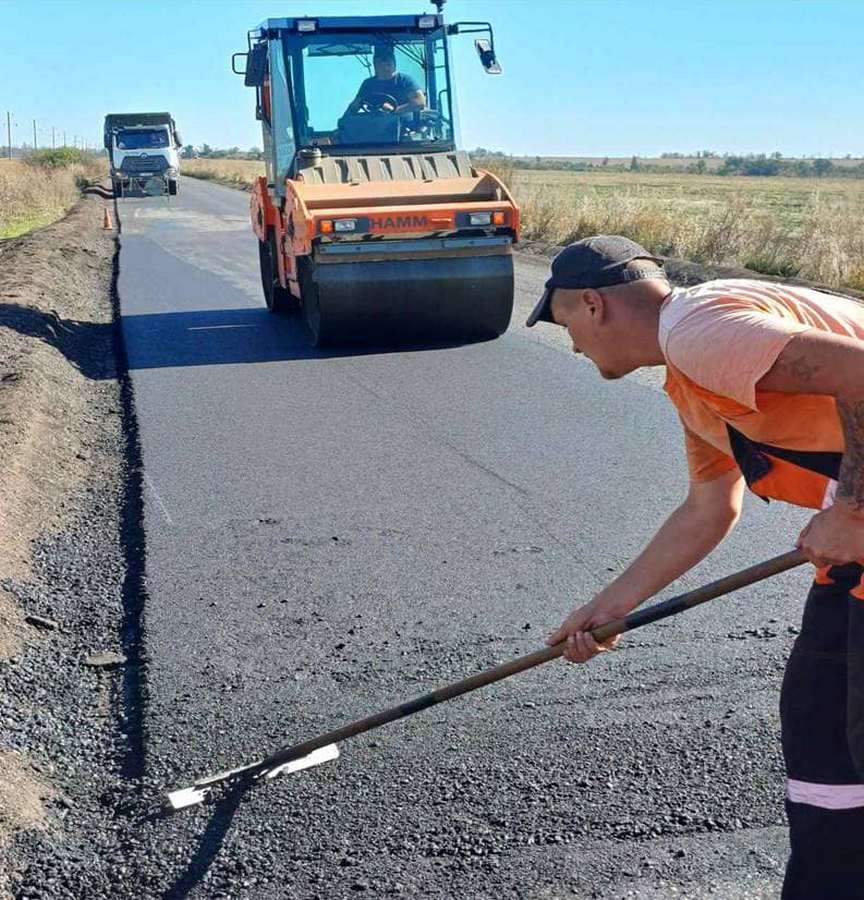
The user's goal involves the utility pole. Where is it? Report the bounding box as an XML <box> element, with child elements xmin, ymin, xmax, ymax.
<box><xmin>33</xmin><ymin>119</ymin><xmax>37</xmax><ymax>151</ymax></box>
<box><xmin>52</xmin><ymin>126</ymin><xmax>55</xmax><ymax>148</ymax></box>
<box><xmin>6</xmin><ymin>111</ymin><xmax>11</xmax><ymax>160</ymax></box>
<box><xmin>63</xmin><ymin>130</ymin><xmax>66</xmax><ymax>147</ymax></box>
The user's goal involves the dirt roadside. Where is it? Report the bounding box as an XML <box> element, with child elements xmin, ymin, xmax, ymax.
<box><xmin>0</xmin><ymin>189</ymin><xmax>117</xmax><ymax>645</ymax></box>
<box><xmin>0</xmin><ymin>189</ymin><xmax>136</xmax><ymax>895</ymax></box>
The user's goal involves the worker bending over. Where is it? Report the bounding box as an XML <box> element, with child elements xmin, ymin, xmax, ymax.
<box><xmin>528</xmin><ymin>235</ymin><xmax>864</xmax><ymax>899</ymax></box>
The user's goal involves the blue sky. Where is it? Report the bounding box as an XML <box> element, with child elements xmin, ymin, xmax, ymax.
<box><xmin>1</xmin><ymin>0</ymin><xmax>862</xmax><ymax>157</ymax></box>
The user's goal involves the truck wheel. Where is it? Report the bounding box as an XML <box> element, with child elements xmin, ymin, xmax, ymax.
<box><xmin>258</xmin><ymin>230</ymin><xmax>296</xmax><ymax>315</ymax></box>
<box><xmin>168</xmin><ymin>179</ymin><xmax>179</xmax><ymax>196</ymax></box>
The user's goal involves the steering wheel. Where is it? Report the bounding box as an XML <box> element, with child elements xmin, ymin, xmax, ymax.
<box><xmin>355</xmin><ymin>93</ymin><xmax>399</xmax><ymax>114</ymax></box>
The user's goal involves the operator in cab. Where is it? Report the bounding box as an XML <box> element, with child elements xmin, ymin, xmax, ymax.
<box><xmin>344</xmin><ymin>46</ymin><xmax>426</xmax><ymax>116</ymax></box>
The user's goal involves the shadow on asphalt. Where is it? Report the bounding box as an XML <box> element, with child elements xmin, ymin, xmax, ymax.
<box><xmin>121</xmin><ymin>306</ymin><xmax>478</xmax><ymax>369</ymax></box>
<box><xmin>161</xmin><ymin>786</ymin><xmax>246</xmax><ymax>900</ymax></box>
<box><xmin>0</xmin><ymin>302</ymin><xmax>479</xmax><ymax>374</ymax></box>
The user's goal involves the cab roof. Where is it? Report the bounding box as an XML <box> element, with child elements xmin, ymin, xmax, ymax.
<box><xmin>256</xmin><ymin>15</ymin><xmax>443</xmax><ymax>34</ymax></box>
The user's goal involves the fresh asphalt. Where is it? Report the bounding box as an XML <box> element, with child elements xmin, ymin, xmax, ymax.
<box><xmin>115</xmin><ymin>176</ymin><xmax>810</xmax><ymax>899</ymax></box>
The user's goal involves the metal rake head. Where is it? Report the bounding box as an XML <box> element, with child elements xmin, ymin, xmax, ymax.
<box><xmin>167</xmin><ymin>743</ymin><xmax>340</xmax><ymax>810</ymax></box>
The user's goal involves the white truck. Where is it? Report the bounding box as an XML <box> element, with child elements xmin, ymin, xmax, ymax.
<box><xmin>104</xmin><ymin>113</ymin><xmax>182</xmax><ymax>196</ymax></box>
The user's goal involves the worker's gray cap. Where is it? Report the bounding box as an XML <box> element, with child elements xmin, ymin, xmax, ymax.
<box><xmin>526</xmin><ymin>235</ymin><xmax>665</xmax><ymax>327</ymax></box>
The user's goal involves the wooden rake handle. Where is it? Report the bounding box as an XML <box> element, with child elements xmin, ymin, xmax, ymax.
<box><xmin>591</xmin><ymin>547</ymin><xmax>807</xmax><ymax>642</ymax></box>
<box><xmin>238</xmin><ymin>548</ymin><xmax>807</xmax><ymax>783</ymax></box>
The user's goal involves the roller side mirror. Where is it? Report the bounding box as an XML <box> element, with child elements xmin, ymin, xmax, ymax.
<box><xmin>475</xmin><ymin>39</ymin><xmax>501</xmax><ymax>74</ymax></box>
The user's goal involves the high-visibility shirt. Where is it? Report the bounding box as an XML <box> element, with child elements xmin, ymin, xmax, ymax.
<box><xmin>659</xmin><ymin>279</ymin><xmax>864</xmax><ymax>511</ymax></box>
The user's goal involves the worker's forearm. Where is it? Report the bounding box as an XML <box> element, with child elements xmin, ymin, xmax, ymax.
<box><xmin>396</xmin><ymin>96</ymin><xmax>425</xmax><ymax>113</ymax></box>
<box><xmin>837</xmin><ymin>395</ymin><xmax>864</xmax><ymax>514</ymax></box>
<box><xmin>597</xmin><ymin>501</ymin><xmax>735</xmax><ymax>614</ymax></box>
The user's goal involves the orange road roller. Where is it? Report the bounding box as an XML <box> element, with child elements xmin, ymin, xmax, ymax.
<box><xmin>233</xmin><ymin>2</ymin><xmax>519</xmax><ymax>345</ymax></box>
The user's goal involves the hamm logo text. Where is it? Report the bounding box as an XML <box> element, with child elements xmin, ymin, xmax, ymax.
<box><xmin>370</xmin><ymin>215</ymin><xmax>429</xmax><ymax>230</ymax></box>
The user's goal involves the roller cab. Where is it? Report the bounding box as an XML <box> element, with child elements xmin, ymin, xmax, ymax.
<box><xmin>235</xmin><ymin>6</ymin><xmax>519</xmax><ymax>345</ymax></box>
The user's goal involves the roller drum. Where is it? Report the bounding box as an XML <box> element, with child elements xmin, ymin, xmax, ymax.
<box><xmin>305</xmin><ymin>250</ymin><xmax>514</xmax><ymax>346</ymax></box>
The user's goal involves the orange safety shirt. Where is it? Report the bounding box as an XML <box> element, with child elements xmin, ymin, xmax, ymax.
<box><xmin>659</xmin><ymin>279</ymin><xmax>864</xmax><ymax>511</ymax></box>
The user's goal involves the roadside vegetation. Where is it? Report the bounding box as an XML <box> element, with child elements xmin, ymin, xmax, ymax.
<box><xmin>502</xmin><ymin>165</ymin><xmax>864</xmax><ymax>291</ymax></box>
<box><xmin>184</xmin><ymin>154</ymin><xmax>864</xmax><ymax>292</ymax></box>
<box><xmin>181</xmin><ymin>157</ymin><xmax>260</xmax><ymax>189</ymax></box>
<box><xmin>0</xmin><ymin>149</ymin><xmax>105</xmax><ymax>239</ymax></box>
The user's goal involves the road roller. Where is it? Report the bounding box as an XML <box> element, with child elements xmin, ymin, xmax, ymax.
<box><xmin>233</xmin><ymin>1</ymin><xmax>519</xmax><ymax>345</ymax></box>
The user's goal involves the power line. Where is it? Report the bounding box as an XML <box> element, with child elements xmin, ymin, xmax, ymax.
<box><xmin>2</xmin><ymin>111</ymin><xmax>101</xmax><ymax>158</ymax></box>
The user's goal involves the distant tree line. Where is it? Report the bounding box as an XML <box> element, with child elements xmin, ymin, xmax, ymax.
<box><xmin>716</xmin><ymin>154</ymin><xmax>843</xmax><ymax>177</ymax></box>
<box><xmin>469</xmin><ymin>148</ymin><xmax>864</xmax><ymax>178</ymax></box>
<box><xmin>660</xmin><ymin>150</ymin><xmax>719</xmax><ymax>159</ymax></box>
<box><xmin>181</xmin><ymin>144</ymin><xmax>263</xmax><ymax>160</ymax></box>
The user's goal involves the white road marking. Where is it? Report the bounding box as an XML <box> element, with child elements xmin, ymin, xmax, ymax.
<box><xmin>188</xmin><ymin>324</ymin><xmax>260</xmax><ymax>331</ymax></box>
<box><xmin>143</xmin><ymin>472</ymin><xmax>174</xmax><ymax>526</ymax></box>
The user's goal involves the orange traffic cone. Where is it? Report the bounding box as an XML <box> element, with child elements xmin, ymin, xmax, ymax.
<box><xmin>102</xmin><ymin>207</ymin><xmax>113</xmax><ymax>230</ymax></box>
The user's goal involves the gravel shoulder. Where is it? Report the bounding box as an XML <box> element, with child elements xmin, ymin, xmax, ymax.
<box><xmin>0</xmin><ymin>190</ymin><xmax>141</xmax><ymax>896</ymax></box>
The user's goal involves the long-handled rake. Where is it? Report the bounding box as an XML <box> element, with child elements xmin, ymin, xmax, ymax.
<box><xmin>167</xmin><ymin>548</ymin><xmax>807</xmax><ymax>810</ymax></box>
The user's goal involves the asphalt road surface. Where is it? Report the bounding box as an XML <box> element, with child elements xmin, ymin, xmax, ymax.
<box><xmin>115</xmin><ymin>177</ymin><xmax>810</xmax><ymax>899</ymax></box>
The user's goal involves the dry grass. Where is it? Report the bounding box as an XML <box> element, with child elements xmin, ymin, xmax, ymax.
<box><xmin>505</xmin><ymin>169</ymin><xmax>864</xmax><ymax>291</ymax></box>
<box><xmin>184</xmin><ymin>157</ymin><xmax>864</xmax><ymax>291</ymax></box>
<box><xmin>183</xmin><ymin>157</ymin><xmax>263</xmax><ymax>189</ymax></box>
<box><xmin>0</xmin><ymin>158</ymin><xmax>104</xmax><ymax>239</ymax></box>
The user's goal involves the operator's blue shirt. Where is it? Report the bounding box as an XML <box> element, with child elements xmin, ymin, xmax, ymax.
<box><xmin>355</xmin><ymin>73</ymin><xmax>420</xmax><ymax>106</ymax></box>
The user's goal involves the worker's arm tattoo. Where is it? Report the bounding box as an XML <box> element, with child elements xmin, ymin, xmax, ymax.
<box><xmin>837</xmin><ymin>398</ymin><xmax>864</xmax><ymax>512</ymax></box>
<box><xmin>770</xmin><ymin>351</ymin><xmax>822</xmax><ymax>384</ymax></box>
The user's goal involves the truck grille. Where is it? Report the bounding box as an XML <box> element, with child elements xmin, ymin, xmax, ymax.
<box><xmin>120</xmin><ymin>155</ymin><xmax>169</xmax><ymax>174</ymax></box>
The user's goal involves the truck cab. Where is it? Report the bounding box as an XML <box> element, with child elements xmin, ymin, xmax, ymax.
<box><xmin>104</xmin><ymin>113</ymin><xmax>182</xmax><ymax>197</ymax></box>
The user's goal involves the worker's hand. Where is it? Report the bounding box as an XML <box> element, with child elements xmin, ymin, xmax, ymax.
<box><xmin>545</xmin><ymin>593</ymin><xmax>629</xmax><ymax>664</ymax></box>
<box><xmin>797</xmin><ymin>501</ymin><xmax>864</xmax><ymax>568</ymax></box>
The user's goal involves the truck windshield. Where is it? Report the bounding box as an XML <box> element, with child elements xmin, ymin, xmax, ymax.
<box><xmin>116</xmin><ymin>129</ymin><xmax>169</xmax><ymax>150</ymax></box>
<box><xmin>284</xmin><ymin>29</ymin><xmax>455</xmax><ymax>150</ymax></box>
